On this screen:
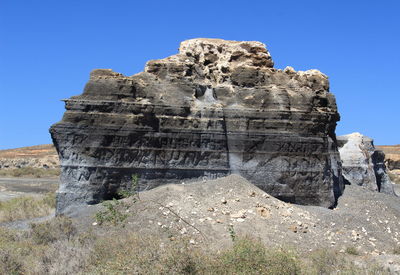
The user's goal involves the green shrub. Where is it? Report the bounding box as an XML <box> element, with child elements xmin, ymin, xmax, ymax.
<box><xmin>345</xmin><ymin>246</ymin><xmax>360</xmax><ymax>255</ymax></box>
<box><xmin>94</xmin><ymin>199</ymin><xmax>130</xmax><ymax>226</ymax></box>
<box><xmin>213</xmin><ymin>237</ymin><xmax>300</xmax><ymax>275</ymax></box>
<box><xmin>228</xmin><ymin>224</ymin><xmax>236</xmax><ymax>242</ymax></box>
<box><xmin>117</xmin><ymin>174</ymin><xmax>140</xmax><ymax>199</ymax></box>
<box><xmin>95</xmin><ymin>174</ymin><xmax>139</xmax><ymax>226</ymax></box>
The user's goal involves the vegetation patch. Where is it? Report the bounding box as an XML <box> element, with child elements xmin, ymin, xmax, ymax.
<box><xmin>0</xmin><ymin>192</ymin><xmax>55</xmax><ymax>222</ymax></box>
<box><xmin>94</xmin><ymin>174</ymin><xmax>139</xmax><ymax>226</ymax></box>
<box><xmin>30</xmin><ymin>216</ymin><xmax>77</xmax><ymax>245</ymax></box>
<box><xmin>87</xmin><ymin>234</ymin><xmax>302</xmax><ymax>275</ymax></box>
<box><xmin>0</xmin><ymin>221</ymin><xmax>391</xmax><ymax>275</ymax></box>
<box><xmin>345</xmin><ymin>246</ymin><xmax>360</xmax><ymax>255</ymax></box>
<box><xmin>392</xmin><ymin>245</ymin><xmax>400</xmax><ymax>255</ymax></box>
<box><xmin>94</xmin><ymin>199</ymin><xmax>130</xmax><ymax>226</ymax></box>
<box><xmin>0</xmin><ymin>167</ymin><xmax>60</xmax><ymax>178</ymax></box>
<box><xmin>214</xmin><ymin>237</ymin><xmax>300</xmax><ymax>275</ymax></box>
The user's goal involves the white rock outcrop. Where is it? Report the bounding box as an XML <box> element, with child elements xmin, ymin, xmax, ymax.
<box><xmin>337</xmin><ymin>132</ymin><xmax>395</xmax><ymax>195</ymax></box>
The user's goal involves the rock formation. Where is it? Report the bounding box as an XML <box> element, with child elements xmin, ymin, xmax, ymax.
<box><xmin>376</xmin><ymin>145</ymin><xmax>400</xmax><ymax>171</ymax></box>
<box><xmin>50</xmin><ymin>38</ymin><xmax>344</xmax><ymax>213</ymax></box>
<box><xmin>337</xmin><ymin>133</ymin><xmax>395</xmax><ymax>195</ymax></box>
<box><xmin>372</xmin><ymin>150</ymin><xmax>395</xmax><ymax>194</ymax></box>
<box><xmin>376</xmin><ymin>144</ymin><xmax>400</xmax><ymax>185</ymax></box>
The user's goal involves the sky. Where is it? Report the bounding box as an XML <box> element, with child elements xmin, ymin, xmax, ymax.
<box><xmin>0</xmin><ymin>0</ymin><xmax>399</xmax><ymax>149</ymax></box>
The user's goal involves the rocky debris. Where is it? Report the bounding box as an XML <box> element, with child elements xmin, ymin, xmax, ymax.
<box><xmin>0</xmin><ymin>144</ymin><xmax>59</xmax><ymax>169</ymax></box>
<box><xmin>50</xmin><ymin>38</ymin><xmax>344</xmax><ymax>214</ymax></box>
<box><xmin>338</xmin><ymin>133</ymin><xmax>395</xmax><ymax>195</ymax></box>
<box><xmin>67</xmin><ymin>174</ymin><xmax>400</xmax><ymax>257</ymax></box>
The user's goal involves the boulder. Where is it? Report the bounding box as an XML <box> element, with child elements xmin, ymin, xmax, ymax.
<box><xmin>337</xmin><ymin>132</ymin><xmax>395</xmax><ymax>195</ymax></box>
<box><xmin>50</xmin><ymin>38</ymin><xmax>344</xmax><ymax>214</ymax></box>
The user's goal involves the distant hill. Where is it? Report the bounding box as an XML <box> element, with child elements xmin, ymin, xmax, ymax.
<box><xmin>377</xmin><ymin>144</ymin><xmax>400</xmax><ymax>154</ymax></box>
<box><xmin>0</xmin><ymin>144</ymin><xmax>59</xmax><ymax>170</ymax></box>
<box><xmin>0</xmin><ymin>144</ymin><xmax>57</xmax><ymax>159</ymax></box>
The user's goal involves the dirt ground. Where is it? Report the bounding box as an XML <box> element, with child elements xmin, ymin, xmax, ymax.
<box><xmin>0</xmin><ymin>177</ymin><xmax>59</xmax><ymax>202</ymax></box>
<box><xmin>60</xmin><ymin>175</ymin><xmax>400</xmax><ymax>272</ymax></box>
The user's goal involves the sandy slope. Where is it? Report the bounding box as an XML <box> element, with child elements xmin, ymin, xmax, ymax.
<box><xmin>68</xmin><ymin>175</ymin><xmax>400</xmax><ymax>258</ymax></box>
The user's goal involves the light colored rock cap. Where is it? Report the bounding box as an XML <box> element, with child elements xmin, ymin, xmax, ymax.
<box><xmin>178</xmin><ymin>38</ymin><xmax>274</xmax><ymax>68</ymax></box>
<box><xmin>90</xmin><ymin>39</ymin><xmax>328</xmax><ymax>85</ymax></box>
<box><xmin>338</xmin><ymin>132</ymin><xmax>372</xmax><ymax>141</ymax></box>
<box><xmin>338</xmin><ymin>132</ymin><xmax>375</xmax><ymax>155</ymax></box>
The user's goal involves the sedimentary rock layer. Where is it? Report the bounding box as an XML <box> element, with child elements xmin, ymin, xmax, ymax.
<box><xmin>50</xmin><ymin>38</ymin><xmax>343</xmax><ymax>213</ymax></box>
<box><xmin>337</xmin><ymin>133</ymin><xmax>395</xmax><ymax>195</ymax></box>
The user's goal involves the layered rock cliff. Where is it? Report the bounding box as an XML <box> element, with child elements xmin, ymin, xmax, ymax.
<box><xmin>50</xmin><ymin>38</ymin><xmax>344</xmax><ymax>213</ymax></box>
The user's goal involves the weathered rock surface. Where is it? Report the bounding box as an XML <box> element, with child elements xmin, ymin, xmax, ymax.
<box><xmin>50</xmin><ymin>38</ymin><xmax>343</xmax><ymax>213</ymax></box>
<box><xmin>338</xmin><ymin>133</ymin><xmax>395</xmax><ymax>195</ymax></box>
<box><xmin>376</xmin><ymin>145</ymin><xmax>400</xmax><ymax>186</ymax></box>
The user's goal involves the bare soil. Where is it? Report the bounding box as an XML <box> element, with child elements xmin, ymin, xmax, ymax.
<box><xmin>0</xmin><ymin>177</ymin><xmax>59</xmax><ymax>201</ymax></box>
<box><xmin>62</xmin><ymin>175</ymin><xmax>400</xmax><ymax>272</ymax></box>
<box><xmin>0</xmin><ymin>144</ymin><xmax>56</xmax><ymax>159</ymax></box>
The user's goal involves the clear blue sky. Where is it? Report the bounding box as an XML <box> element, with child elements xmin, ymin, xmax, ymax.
<box><xmin>0</xmin><ymin>0</ymin><xmax>399</xmax><ymax>149</ymax></box>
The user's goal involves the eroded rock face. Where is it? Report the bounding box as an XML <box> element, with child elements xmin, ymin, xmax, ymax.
<box><xmin>50</xmin><ymin>38</ymin><xmax>344</xmax><ymax>213</ymax></box>
<box><xmin>337</xmin><ymin>133</ymin><xmax>395</xmax><ymax>195</ymax></box>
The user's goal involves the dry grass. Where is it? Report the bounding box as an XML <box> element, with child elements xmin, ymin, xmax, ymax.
<box><xmin>0</xmin><ymin>217</ymin><xmax>391</xmax><ymax>275</ymax></box>
<box><xmin>0</xmin><ymin>167</ymin><xmax>60</xmax><ymax>178</ymax></box>
<box><xmin>0</xmin><ymin>192</ymin><xmax>55</xmax><ymax>222</ymax></box>
<box><xmin>30</xmin><ymin>215</ymin><xmax>77</xmax><ymax>245</ymax></box>
<box><xmin>88</xmin><ymin>235</ymin><xmax>298</xmax><ymax>274</ymax></box>
<box><xmin>0</xmin><ymin>144</ymin><xmax>56</xmax><ymax>159</ymax></box>
<box><xmin>303</xmin><ymin>249</ymin><xmax>389</xmax><ymax>275</ymax></box>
